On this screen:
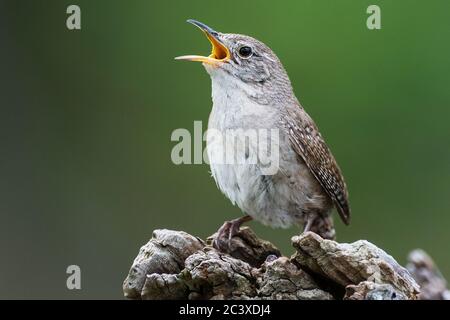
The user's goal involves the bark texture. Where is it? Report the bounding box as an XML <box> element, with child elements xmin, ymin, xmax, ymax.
<box><xmin>123</xmin><ymin>227</ymin><xmax>447</xmax><ymax>300</ymax></box>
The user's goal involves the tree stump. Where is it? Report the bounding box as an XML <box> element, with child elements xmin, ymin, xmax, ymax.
<box><xmin>123</xmin><ymin>227</ymin><xmax>447</xmax><ymax>300</ymax></box>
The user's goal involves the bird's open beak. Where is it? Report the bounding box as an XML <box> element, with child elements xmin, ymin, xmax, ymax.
<box><xmin>175</xmin><ymin>19</ymin><xmax>230</xmax><ymax>65</ymax></box>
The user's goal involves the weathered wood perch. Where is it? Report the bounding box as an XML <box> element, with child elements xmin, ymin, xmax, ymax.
<box><xmin>123</xmin><ymin>227</ymin><xmax>448</xmax><ymax>300</ymax></box>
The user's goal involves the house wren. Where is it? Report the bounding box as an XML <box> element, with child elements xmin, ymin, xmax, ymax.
<box><xmin>176</xmin><ymin>20</ymin><xmax>350</xmax><ymax>250</ymax></box>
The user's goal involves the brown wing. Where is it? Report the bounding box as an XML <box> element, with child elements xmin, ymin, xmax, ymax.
<box><xmin>282</xmin><ymin>105</ymin><xmax>351</xmax><ymax>224</ymax></box>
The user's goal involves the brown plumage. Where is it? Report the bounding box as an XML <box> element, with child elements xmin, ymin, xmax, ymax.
<box><xmin>284</xmin><ymin>105</ymin><xmax>351</xmax><ymax>225</ymax></box>
<box><xmin>176</xmin><ymin>20</ymin><xmax>351</xmax><ymax>250</ymax></box>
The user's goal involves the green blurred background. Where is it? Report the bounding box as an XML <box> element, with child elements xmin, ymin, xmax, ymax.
<box><xmin>1</xmin><ymin>0</ymin><xmax>449</xmax><ymax>299</ymax></box>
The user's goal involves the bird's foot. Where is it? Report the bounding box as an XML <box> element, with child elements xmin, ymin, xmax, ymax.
<box><xmin>302</xmin><ymin>215</ymin><xmax>336</xmax><ymax>240</ymax></box>
<box><xmin>213</xmin><ymin>215</ymin><xmax>252</xmax><ymax>252</ymax></box>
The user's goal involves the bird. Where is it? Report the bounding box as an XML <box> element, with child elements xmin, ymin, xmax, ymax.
<box><xmin>176</xmin><ymin>20</ymin><xmax>350</xmax><ymax>251</ymax></box>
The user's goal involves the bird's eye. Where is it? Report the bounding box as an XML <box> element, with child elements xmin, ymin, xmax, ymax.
<box><xmin>238</xmin><ymin>46</ymin><xmax>253</xmax><ymax>58</ymax></box>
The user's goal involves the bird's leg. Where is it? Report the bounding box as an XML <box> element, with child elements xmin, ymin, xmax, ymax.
<box><xmin>228</xmin><ymin>215</ymin><xmax>253</xmax><ymax>240</ymax></box>
<box><xmin>303</xmin><ymin>215</ymin><xmax>315</xmax><ymax>233</ymax></box>
<box><xmin>213</xmin><ymin>215</ymin><xmax>253</xmax><ymax>252</ymax></box>
<box><xmin>302</xmin><ymin>214</ymin><xmax>336</xmax><ymax>239</ymax></box>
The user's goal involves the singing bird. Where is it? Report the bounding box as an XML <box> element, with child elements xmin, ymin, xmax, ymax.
<box><xmin>176</xmin><ymin>20</ymin><xmax>350</xmax><ymax>251</ymax></box>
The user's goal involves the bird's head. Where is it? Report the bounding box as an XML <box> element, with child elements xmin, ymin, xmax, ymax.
<box><xmin>176</xmin><ymin>20</ymin><xmax>295</xmax><ymax>104</ymax></box>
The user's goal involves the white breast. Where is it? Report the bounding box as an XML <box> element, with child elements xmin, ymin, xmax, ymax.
<box><xmin>205</xmin><ymin>67</ymin><xmax>329</xmax><ymax>228</ymax></box>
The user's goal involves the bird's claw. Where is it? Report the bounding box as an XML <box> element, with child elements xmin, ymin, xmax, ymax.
<box><xmin>213</xmin><ymin>215</ymin><xmax>252</xmax><ymax>252</ymax></box>
<box><xmin>213</xmin><ymin>221</ymin><xmax>232</xmax><ymax>252</ymax></box>
<box><xmin>213</xmin><ymin>220</ymin><xmax>240</xmax><ymax>252</ymax></box>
